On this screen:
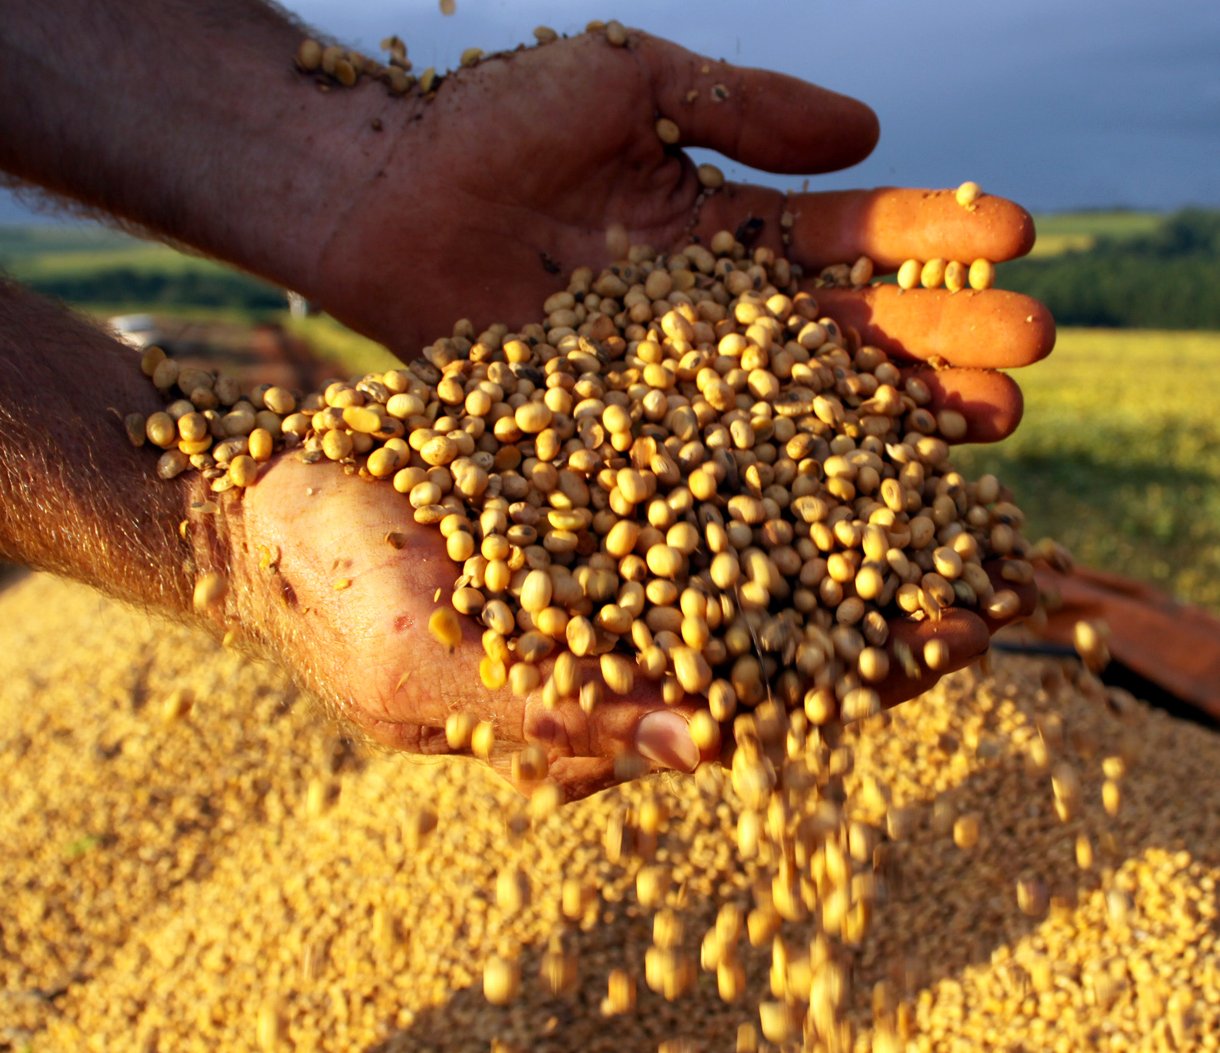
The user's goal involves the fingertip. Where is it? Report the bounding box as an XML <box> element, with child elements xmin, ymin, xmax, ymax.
<box><xmin>856</xmin><ymin>99</ymin><xmax>881</xmax><ymax>163</ymax></box>
<box><xmin>964</xmin><ymin>290</ymin><xmax>1055</xmax><ymax>366</ymax></box>
<box><xmin>634</xmin><ymin>709</ymin><xmax>699</xmax><ymax>773</ymax></box>
<box><xmin>977</xmin><ymin>196</ymin><xmax>1038</xmax><ymax>260</ymax></box>
<box><xmin>880</xmin><ymin>611</ymin><xmax>991</xmax><ymax>708</ymax></box>
<box><xmin>919</xmin><ymin>368</ymin><xmax>1025</xmax><ymax>444</ymax></box>
<box><xmin>999</xmin><ymin>381</ymin><xmax>1025</xmax><ymax>443</ymax></box>
<box><xmin>891</xmin><ymin>610</ymin><xmax>991</xmax><ymax>663</ymax></box>
<box><xmin>819</xmin><ymin>93</ymin><xmax>880</xmax><ymax>170</ymax></box>
<box><xmin>1013</xmin><ymin>204</ymin><xmax>1037</xmax><ymax>258</ymax></box>
<box><xmin>1017</xmin><ymin>295</ymin><xmax>1057</xmax><ymax>363</ymax></box>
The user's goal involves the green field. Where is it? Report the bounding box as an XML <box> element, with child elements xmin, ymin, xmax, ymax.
<box><xmin>955</xmin><ymin>328</ymin><xmax>1220</xmax><ymax>612</ymax></box>
<box><xmin>0</xmin><ymin>224</ymin><xmax>284</xmax><ymax>316</ymax></box>
<box><xmin>0</xmin><ymin>225</ymin><xmax>228</xmax><ymax>278</ymax></box>
<box><xmin>1026</xmin><ymin>210</ymin><xmax>1164</xmax><ymax>257</ymax></box>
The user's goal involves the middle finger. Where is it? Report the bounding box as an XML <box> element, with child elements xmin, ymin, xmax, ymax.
<box><xmin>816</xmin><ymin>286</ymin><xmax>1055</xmax><ymax>369</ymax></box>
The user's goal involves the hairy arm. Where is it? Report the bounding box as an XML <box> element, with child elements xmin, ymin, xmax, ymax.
<box><xmin>0</xmin><ymin>2</ymin><xmax>1051</xmax><ymax>798</ymax></box>
<box><xmin>0</xmin><ymin>282</ymin><xmax>711</xmax><ymax>795</ymax></box>
<box><xmin>0</xmin><ymin>281</ymin><xmax>227</xmax><ymax>619</ymax></box>
<box><xmin>0</xmin><ymin>0</ymin><xmax>375</xmax><ymax>301</ymax></box>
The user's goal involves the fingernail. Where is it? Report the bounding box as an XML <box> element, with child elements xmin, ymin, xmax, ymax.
<box><xmin>634</xmin><ymin>711</ymin><xmax>699</xmax><ymax>772</ymax></box>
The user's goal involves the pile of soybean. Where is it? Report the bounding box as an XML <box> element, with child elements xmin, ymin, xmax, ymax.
<box><xmin>133</xmin><ymin>231</ymin><xmax>1032</xmax><ymax>739</ymax></box>
<box><xmin>2</xmin><ymin>570</ymin><xmax>1218</xmax><ymax>1052</ymax></box>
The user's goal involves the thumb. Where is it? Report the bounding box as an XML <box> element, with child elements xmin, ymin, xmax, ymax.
<box><xmin>635</xmin><ymin>34</ymin><xmax>879</xmax><ymax>174</ymax></box>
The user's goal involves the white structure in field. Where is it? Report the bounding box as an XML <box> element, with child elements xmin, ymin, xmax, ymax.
<box><xmin>108</xmin><ymin>313</ymin><xmax>161</xmax><ymax>349</ymax></box>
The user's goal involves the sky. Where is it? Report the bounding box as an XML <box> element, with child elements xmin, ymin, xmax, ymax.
<box><xmin>4</xmin><ymin>0</ymin><xmax>1219</xmax><ymax>224</ymax></box>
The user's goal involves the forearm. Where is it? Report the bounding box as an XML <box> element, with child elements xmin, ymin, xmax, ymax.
<box><xmin>0</xmin><ymin>0</ymin><xmax>393</xmax><ymax>301</ymax></box>
<box><xmin>0</xmin><ymin>281</ymin><xmax>212</xmax><ymax>617</ymax></box>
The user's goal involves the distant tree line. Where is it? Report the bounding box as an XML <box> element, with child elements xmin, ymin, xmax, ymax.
<box><xmin>1000</xmin><ymin>209</ymin><xmax>1220</xmax><ymax>329</ymax></box>
<box><xmin>25</xmin><ymin>266</ymin><xmax>285</xmax><ymax>312</ymax></box>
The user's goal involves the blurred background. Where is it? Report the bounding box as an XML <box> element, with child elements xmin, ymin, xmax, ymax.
<box><xmin>2</xmin><ymin>0</ymin><xmax>1218</xmax><ymax>610</ymax></box>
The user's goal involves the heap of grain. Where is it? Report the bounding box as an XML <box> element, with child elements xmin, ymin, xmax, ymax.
<box><xmin>15</xmin><ymin>218</ymin><xmax>1186</xmax><ymax>1053</ymax></box>
<box><xmin>104</xmin><ymin>185</ymin><xmax>1075</xmax><ymax>1052</ymax></box>
<box><xmin>3</xmin><ymin>571</ymin><xmax>1218</xmax><ymax>1052</ymax></box>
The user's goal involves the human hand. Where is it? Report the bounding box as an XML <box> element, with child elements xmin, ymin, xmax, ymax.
<box><xmin>233</xmin><ymin>455</ymin><xmax>721</xmax><ymax>801</ymax></box>
<box><xmin>306</xmin><ymin>28</ymin><xmax>876</xmax><ymax>354</ymax></box>
<box><xmin>0</xmin><ymin>12</ymin><xmax>1043</xmax><ymax>792</ymax></box>
<box><xmin>287</xmin><ymin>28</ymin><xmax>1048</xmax><ymax>728</ymax></box>
<box><xmin>229</xmin><ymin>450</ymin><xmax>1034</xmax><ymax>804</ymax></box>
<box><xmin>302</xmin><ymin>28</ymin><xmax>1052</xmax><ymax>444</ymax></box>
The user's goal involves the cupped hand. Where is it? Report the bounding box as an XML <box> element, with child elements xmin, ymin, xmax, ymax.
<box><xmin>265</xmin><ymin>27</ymin><xmax>1050</xmax><ymax>795</ymax></box>
<box><xmin>307</xmin><ymin>29</ymin><xmax>1052</xmax><ymax>437</ymax></box>
<box><xmin>234</xmin><ymin>455</ymin><xmax>717</xmax><ymax>802</ymax></box>
<box><xmin>231</xmin><ymin>449</ymin><xmax>1033</xmax><ymax>802</ymax></box>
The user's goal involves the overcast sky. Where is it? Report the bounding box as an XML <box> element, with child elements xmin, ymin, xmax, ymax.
<box><xmin>4</xmin><ymin>0</ymin><xmax>1218</xmax><ymax>224</ymax></box>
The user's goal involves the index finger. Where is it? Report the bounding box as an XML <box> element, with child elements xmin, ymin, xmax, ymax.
<box><xmin>786</xmin><ymin>187</ymin><xmax>1037</xmax><ymax>271</ymax></box>
<box><xmin>634</xmin><ymin>34</ymin><xmax>880</xmax><ymax>175</ymax></box>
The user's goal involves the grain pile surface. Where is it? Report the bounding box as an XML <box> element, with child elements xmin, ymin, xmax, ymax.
<box><xmin>2</xmin><ymin>569</ymin><xmax>1218</xmax><ymax>1052</ymax></box>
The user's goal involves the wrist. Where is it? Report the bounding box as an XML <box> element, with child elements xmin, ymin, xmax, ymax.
<box><xmin>219</xmin><ymin>78</ymin><xmax>418</xmax><ymax>305</ymax></box>
<box><xmin>287</xmin><ymin>83</ymin><xmax>431</xmax><ymax>345</ymax></box>
<box><xmin>180</xmin><ymin>464</ymin><xmax>285</xmax><ymax>653</ymax></box>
